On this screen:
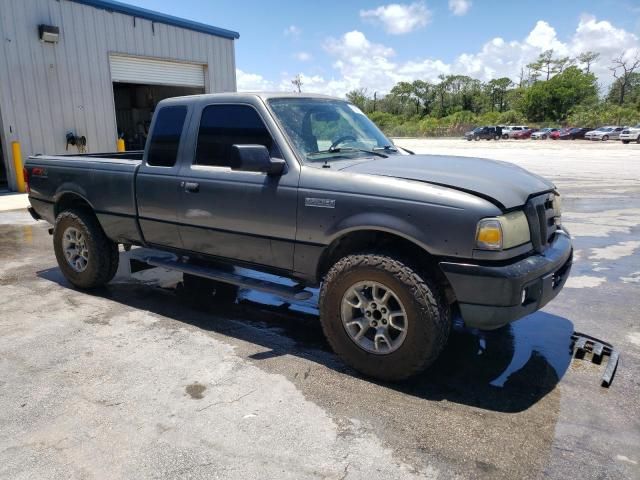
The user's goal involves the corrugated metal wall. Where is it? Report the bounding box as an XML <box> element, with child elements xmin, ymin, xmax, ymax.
<box><xmin>0</xmin><ymin>0</ymin><xmax>237</xmax><ymax>190</ymax></box>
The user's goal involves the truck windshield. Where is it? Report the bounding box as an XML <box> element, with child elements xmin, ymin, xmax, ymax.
<box><xmin>268</xmin><ymin>98</ymin><xmax>395</xmax><ymax>162</ymax></box>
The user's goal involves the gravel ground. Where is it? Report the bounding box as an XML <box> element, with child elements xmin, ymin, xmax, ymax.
<box><xmin>0</xmin><ymin>139</ymin><xmax>639</xmax><ymax>479</ymax></box>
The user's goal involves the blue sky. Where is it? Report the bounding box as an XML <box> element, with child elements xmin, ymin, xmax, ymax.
<box><xmin>125</xmin><ymin>0</ymin><xmax>640</xmax><ymax>95</ymax></box>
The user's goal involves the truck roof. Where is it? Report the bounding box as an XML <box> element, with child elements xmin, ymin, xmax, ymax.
<box><xmin>159</xmin><ymin>91</ymin><xmax>340</xmax><ymax>105</ymax></box>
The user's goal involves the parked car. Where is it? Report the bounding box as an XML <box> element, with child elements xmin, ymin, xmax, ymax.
<box><xmin>550</xmin><ymin>128</ymin><xmax>570</xmax><ymax>140</ymax></box>
<box><xmin>531</xmin><ymin>128</ymin><xmax>558</xmax><ymax>140</ymax></box>
<box><xmin>619</xmin><ymin>124</ymin><xmax>640</xmax><ymax>144</ymax></box>
<box><xmin>24</xmin><ymin>92</ymin><xmax>572</xmax><ymax>382</ymax></box>
<box><xmin>465</xmin><ymin>126</ymin><xmax>500</xmax><ymax>141</ymax></box>
<box><xmin>559</xmin><ymin>127</ymin><xmax>591</xmax><ymax>140</ymax></box>
<box><xmin>584</xmin><ymin>126</ymin><xmax>624</xmax><ymax>141</ymax></box>
<box><xmin>504</xmin><ymin>125</ymin><xmax>530</xmax><ymax>139</ymax></box>
<box><xmin>512</xmin><ymin>128</ymin><xmax>536</xmax><ymax>140</ymax></box>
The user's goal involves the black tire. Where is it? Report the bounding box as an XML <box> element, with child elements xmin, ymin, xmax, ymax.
<box><xmin>474</xmin><ymin>135</ymin><xmax>480</xmax><ymax>141</ymax></box>
<box><xmin>622</xmin><ymin>140</ymin><xmax>630</xmax><ymax>144</ymax></box>
<box><xmin>602</xmin><ymin>135</ymin><xmax>609</xmax><ymax>141</ymax></box>
<box><xmin>494</xmin><ymin>135</ymin><xmax>500</xmax><ymax>140</ymax></box>
<box><xmin>542</xmin><ymin>135</ymin><xmax>547</xmax><ymax>140</ymax></box>
<box><xmin>53</xmin><ymin>209</ymin><xmax>119</xmax><ymax>289</ymax></box>
<box><xmin>182</xmin><ymin>273</ymin><xmax>239</xmax><ymax>304</ymax></box>
<box><xmin>502</xmin><ymin>134</ymin><xmax>509</xmax><ymax>139</ymax></box>
<box><xmin>466</xmin><ymin>137</ymin><xmax>472</xmax><ymax>141</ymax></box>
<box><xmin>637</xmin><ymin>137</ymin><xmax>640</xmax><ymax>144</ymax></box>
<box><xmin>319</xmin><ymin>253</ymin><xmax>450</xmax><ymax>381</ymax></box>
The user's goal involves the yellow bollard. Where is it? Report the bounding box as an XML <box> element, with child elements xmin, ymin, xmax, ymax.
<box><xmin>117</xmin><ymin>138</ymin><xmax>125</xmax><ymax>152</ymax></box>
<box><xmin>12</xmin><ymin>141</ymin><xmax>26</xmax><ymax>193</ymax></box>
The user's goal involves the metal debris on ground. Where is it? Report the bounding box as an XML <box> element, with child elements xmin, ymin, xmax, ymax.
<box><xmin>571</xmin><ymin>332</ymin><xmax>620</xmax><ymax>388</ymax></box>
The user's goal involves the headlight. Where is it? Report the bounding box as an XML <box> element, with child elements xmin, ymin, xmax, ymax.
<box><xmin>553</xmin><ymin>194</ymin><xmax>562</xmax><ymax>225</ymax></box>
<box><xmin>476</xmin><ymin>211</ymin><xmax>530</xmax><ymax>250</ymax></box>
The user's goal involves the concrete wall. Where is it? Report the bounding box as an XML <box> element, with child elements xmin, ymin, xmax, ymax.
<box><xmin>0</xmin><ymin>0</ymin><xmax>237</xmax><ymax>190</ymax></box>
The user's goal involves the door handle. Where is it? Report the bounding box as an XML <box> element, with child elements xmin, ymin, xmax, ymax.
<box><xmin>184</xmin><ymin>182</ymin><xmax>200</xmax><ymax>193</ymax></box>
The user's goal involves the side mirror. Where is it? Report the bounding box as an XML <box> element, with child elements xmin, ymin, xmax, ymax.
<box><xmin>230</xmin><ymin>144</ymin><xmax>285</xmax><ymax>176</ymax></box>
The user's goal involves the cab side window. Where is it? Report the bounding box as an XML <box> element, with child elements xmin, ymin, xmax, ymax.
<box><xmin>147</xmin><ymin>106</ymin><xmax>187</xmax><ymax>167</ymax></box>
<box><xmin>195</xmin><ymin>105</ymin><xmax>279</xmax><ymax>167</ymax></box>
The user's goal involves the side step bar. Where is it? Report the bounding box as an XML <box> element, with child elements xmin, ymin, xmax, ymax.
<box><xmin>141</xmin><ymin>254</ymin><xmax>313</xmax><ymax>301</ymax></box>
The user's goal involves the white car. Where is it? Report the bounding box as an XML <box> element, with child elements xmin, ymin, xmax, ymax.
<box><xmin>619</xmin><ymin>124</ymin><xmax>640</xmax><ymax>144</ymax></box>
<box><xmin>502</xmin><ymin>125</ymin><xmax>529</xmax><ymax>139</ymax></box>
<box><xmin>584</xmin><ymin>126</ymin><xmax>624</xmax><ymax>141</ymax></box>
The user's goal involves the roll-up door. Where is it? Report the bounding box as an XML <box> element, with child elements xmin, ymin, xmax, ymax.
<box><xmin>109</xmin><ymin>55</ymin><xmax>205</xmax><ymax>88</ymax></box>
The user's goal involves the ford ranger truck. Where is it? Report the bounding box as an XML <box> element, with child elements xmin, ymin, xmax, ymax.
<box><xmin>25</xmin><ymin>93</ymin><xmax>573</xmax><ymax>381</ymax></box>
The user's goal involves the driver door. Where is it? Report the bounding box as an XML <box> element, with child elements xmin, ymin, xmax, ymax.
<box><xmin>175</xmin><ymin>102</ymin><xmax>299</xmax><ymax>271</ymax></box>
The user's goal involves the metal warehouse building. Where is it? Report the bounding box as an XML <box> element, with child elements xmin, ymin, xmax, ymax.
<box><xmin>0</xmin><ymin>0</ymin><xmax>239</xmax><ymax>191</ymax></box>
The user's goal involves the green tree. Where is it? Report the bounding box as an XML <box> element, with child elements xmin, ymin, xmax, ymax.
<box><xmin>520</xmin><ymin>66</ymin><xmax>598</xmax><ymax>121</ymax></box>
<box><xmin>577</xmin><ymin>51</ymin><xmax>600</xmax><ymax>74</ymax></box>
<box><xmin>346</xmin><ymin>88</ymin><xmax>370</xmax><ymax>111</ymax></box>
<box><xmin>486</xmin><ymin>77</ymin><xmax>514</xmax><ymax>112</ymax></box>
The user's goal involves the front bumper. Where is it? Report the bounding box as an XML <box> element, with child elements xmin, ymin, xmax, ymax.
<box><xmin>440</xmin><ymin>231</ymin><xmax>573</xmax><ymax>330</ymax></box>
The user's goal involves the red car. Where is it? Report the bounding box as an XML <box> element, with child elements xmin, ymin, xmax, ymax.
<box><xmin>512</xmin><ymin>128</ymin><xmax>536</xmax><ymax>139</ymax></box>
<box><xmin>551</xmin><ymin>127</ymin><xmax>571</xmax><ymax>140</ymax></box>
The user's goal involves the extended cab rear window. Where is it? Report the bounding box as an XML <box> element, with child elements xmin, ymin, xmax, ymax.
<box><xmin>147</xmin><ymin>106</ymin><xmax>188</xmax><ymax>167</ymax></box>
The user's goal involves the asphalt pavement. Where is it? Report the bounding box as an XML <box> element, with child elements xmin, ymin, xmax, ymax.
<box><xmin>0</xmin><ymin>139</ymin><xmax>638</xmax><ymax>479</ymax></box>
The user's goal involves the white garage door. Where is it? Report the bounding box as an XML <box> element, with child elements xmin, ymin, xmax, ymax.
<box><xmin>109</xmin><ymin>55</ymin><xmax>205</xmax><ymax>88</ymax></box>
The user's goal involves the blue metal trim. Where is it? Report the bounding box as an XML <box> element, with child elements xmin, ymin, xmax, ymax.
<box><xmin>69</xmin><ymin>0</ymin><xmax>240</xmax><ymax>39</ymax></box>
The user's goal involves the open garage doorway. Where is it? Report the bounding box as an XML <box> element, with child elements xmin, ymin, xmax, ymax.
<box><xmin>109</xmin><ymin>55</ymin><xmax>206</xmax><ymax>150</ymax></box>
<box><xmin>113</xmin><ymin>83</ymin><xmax>203</xmax><ymax>150</ymax></box>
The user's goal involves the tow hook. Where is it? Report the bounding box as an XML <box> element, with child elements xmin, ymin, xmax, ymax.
<box><xmin>571</xmin><ymin>332</ymin><xmax>620</xmax><ymax>387</ymax></box>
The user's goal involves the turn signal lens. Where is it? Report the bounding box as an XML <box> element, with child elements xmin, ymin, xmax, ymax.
<box><xmin>476</xmin><ymin>219</ymin><xmax>503</xmax><ymax>250</ymax></box>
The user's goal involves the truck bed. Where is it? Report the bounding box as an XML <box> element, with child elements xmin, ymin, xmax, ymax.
<box><xmin>26</xmin><ymin>151</ymin><xmax>144</xmax><ymax>244</ymax></box>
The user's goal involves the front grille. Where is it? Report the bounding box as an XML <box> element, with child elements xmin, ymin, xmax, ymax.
<box><xmin>622</xmin><ymin>130</ymin><xmax>630</xmax><ymax>134</ymax></box>
<box><xmin>524</xmin><ymin>193</ymin><xmax>558</xmax><ymax>253</ymax></box>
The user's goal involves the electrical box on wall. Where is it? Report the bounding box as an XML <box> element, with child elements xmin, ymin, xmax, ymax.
<box><xmin>38</xmin><ymin>24</ymin><xmax>60</xmax><ymax>43</ymax></box>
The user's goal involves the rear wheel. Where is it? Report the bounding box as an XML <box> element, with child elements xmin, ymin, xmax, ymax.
<box><xmin>542</xmin><ymin>134</ymin><xmax>547</xmax><ymax>140</ymax></box>
<box><xmin>502</xmin><ymin>134</ymin><xmax>509</xmax><ymax>139</ymax></box>
<box><xmin>53</xmin><ymin>209</ymin><xmax>119</xmax><ymax>289</ymax></box>
<box><xmin>602</xmin><ymin>135</ymin><xmax>609</xmax><ymax>141</ymax></box>
<box><xmin>622</xmin><ymin>140</ymin><xmax>630</xmax><ymax>144</ymax></box>
<box><xmin>319</xmin><ymin>253</ymin><xmax>450</xmax><ymax>381</ymax></box>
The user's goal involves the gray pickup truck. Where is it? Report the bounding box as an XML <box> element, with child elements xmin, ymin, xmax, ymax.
<box><xmin>25</xmin><ymin>92</ymin><xmax>572</xmax><ymax>381</ymax></box>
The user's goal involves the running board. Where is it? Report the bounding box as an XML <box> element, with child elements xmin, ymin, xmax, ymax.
<box><xmin>141</xmin><ymin>255</ymin><xmax>313</xmax><ymax>301</ymax></box>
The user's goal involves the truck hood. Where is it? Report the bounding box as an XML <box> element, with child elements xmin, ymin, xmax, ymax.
<box><xmin>340</xmin><ymin>154</ymin><xmax>554</xmax><ymax>209</ymax></box>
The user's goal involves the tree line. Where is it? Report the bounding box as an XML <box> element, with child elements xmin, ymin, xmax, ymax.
<box><xmin>343</xmin><ymin>50</ymin><xmax>640</xmax><ymax>137</ymax></box>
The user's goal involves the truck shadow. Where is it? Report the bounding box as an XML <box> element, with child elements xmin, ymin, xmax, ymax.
<box><xmin>38</xmin><ymin>266</ymin><xmax>574</xmax><ymax>413</ymax></box>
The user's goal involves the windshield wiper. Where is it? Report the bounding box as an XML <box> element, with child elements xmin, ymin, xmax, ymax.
<box><xmin>307</xmin><ymin>147</ymin><xmax>388</xmax><ymax>159</ymax></box>
<box><xmin>373</xmin><ymin>145</ymin><xmax>398</xmax><ymax>153</ymax></box>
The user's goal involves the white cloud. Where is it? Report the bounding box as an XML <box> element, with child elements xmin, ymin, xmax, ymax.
<box><xmin>449</xmin><ymin>0</ymin><xmax>471</xmax><ymax>16</ymax></box>
<box><xmin>283</xmin><ymin>25</ymin><xmax>302</xmax><ymax>37</ymax></box>
<box><xmin>360</xmin><ymin>2</ymin><xmax>431</xmax><ymax>35</ymax></box>
<box><xmin>293</xmin><ymin>51</ymin><xmax>312</xmax><ymax>62</ymax></box>
<box><xmin>236</xmin><ymin>69</ymin><xmax>274</xmax><ymax>91</ymax></box>
<box><xmin>238</xmin><ymin>16</ymin><xmax>640</xmax><ymax>97</ymax></box>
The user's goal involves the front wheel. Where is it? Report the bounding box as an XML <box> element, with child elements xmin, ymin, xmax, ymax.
<box><xmin>319</xmin><ymin>253</ymin><xmax>450</xmax><ymax>381</ymax></box>
<box><xmin>542</xmin><ymin>135</ymin><xmax>547</xmax><ymax>140</ymax></box>
<box><xmin>53</xmin><ymin>209</ymin><xmax>119</xmax><ymax>289</ymax></box>
<box><xmin>622</xmin><ymin>140</ymin><xmax>630</xmax><ymax>144</ymax></box>
<box><xmin>502</xmin><ymin>134</ymin><xmax>509</xmax><ymax>139</ymax></box>
<box><xmin>474</xmin><ymin>135</ymin><xmax>480</xmax><ymax>141</ymax></box>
